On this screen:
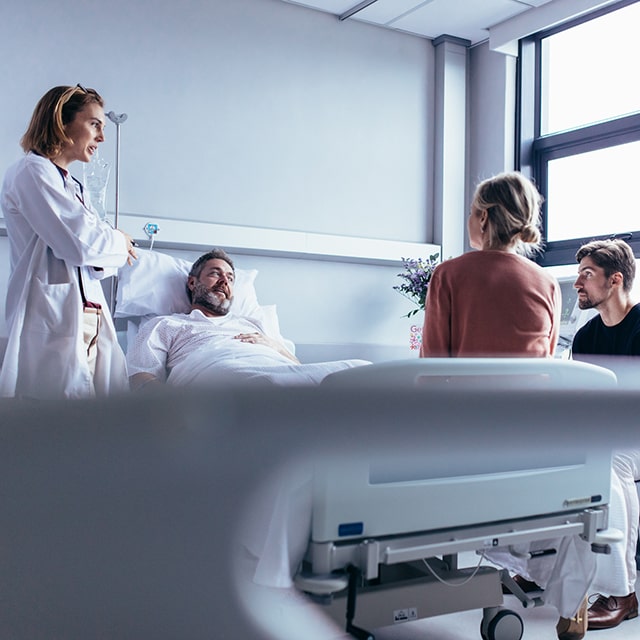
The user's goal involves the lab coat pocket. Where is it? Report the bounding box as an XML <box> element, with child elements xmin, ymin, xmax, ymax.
<box><xmin>16</xmin><ymin>276</ymin><xmax>86</xmax><ymax>398</ymax></box>
<box><xmin>23</xmin><ymin>277</ymin><xmax>78</xmax><ymax>336</ymax></box>
<box><xmin>1</xmin><ymin>241</ymin><xmax>91</xmax><ymax>399</ymax></box>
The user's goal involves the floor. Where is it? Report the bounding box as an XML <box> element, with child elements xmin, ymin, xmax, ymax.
<box><xmin>371</xmin><ymin>589</ymin><xmax>640</xmax><ymax>640</ymax></box>
<box><xmin>241</xmin><ymin>551</ymin><xmax>640</xmax><ymax>640</ymax></box>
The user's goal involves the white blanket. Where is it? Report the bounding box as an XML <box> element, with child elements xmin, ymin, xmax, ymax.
<box><xmin>126</xmin><ymin>310</ymin><xmax>369</xmax><ymax>386</ymax></box>
<box><xmin>171</xmin><ymin>351</ymin><xmax>367</xmax><ymax>386</ymax></box>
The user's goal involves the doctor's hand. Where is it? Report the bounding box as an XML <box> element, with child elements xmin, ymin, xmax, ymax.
<box><xmin>119</xmin><ymin>230</ymin><xmax>138</xmax><ymax>265</ymax></box>
<box><xmin>234</xmin><ymin>332</ymin><xmax>300</xmax><ymax>364</ymax></box>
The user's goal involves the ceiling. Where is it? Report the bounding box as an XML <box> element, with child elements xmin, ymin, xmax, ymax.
<box><xmin>280</xmin><ymin>0</ymin><xmax>555</xmax><ymax>45</ymax></box>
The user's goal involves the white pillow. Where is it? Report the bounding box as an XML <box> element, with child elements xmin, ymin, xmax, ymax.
<box><xmin>115</xmin><ymin>249</ymin><xmax>260</xmax><ymax>319</ymax></box>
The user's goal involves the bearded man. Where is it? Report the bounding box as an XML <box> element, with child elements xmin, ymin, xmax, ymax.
<box><xmin>572</xmin><ymin>238</ymin><xmax>640</xmax><ymax>631</ymax></box>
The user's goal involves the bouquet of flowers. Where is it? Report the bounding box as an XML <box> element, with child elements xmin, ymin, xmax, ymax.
<box><xmin>393</xmin><ymin>253</ymin><xmax>440</xmax><ymax>319</ymax></box>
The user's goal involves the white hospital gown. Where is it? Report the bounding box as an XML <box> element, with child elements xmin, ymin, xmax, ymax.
<box><xmin>127</xmin><ymin>310</ymin><xmax>368</xmax><ymax>386</ymax></box>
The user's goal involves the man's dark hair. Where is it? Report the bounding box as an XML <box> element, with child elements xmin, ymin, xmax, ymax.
<box><xmin>576</xmin><ymin>239</ymin><xmax>636</xmax><ymax>293</ymax></box>
<box><xmin>186</xmin><ymin>248</ymin><xmax>235</xmax><ymax>302</ymax></box>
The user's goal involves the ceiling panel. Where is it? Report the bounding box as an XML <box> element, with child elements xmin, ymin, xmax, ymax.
<box><xmin>280</xmin><ymin>0</ymin><xmax>358</xmax><ymax>15</ymax></box>
<box><xmin>379</xmin><ymin>0</ymin><xmax>531</xmax><ymax>43</ymax></box>
<box><xmin>279</xmin><ymin>0</ymin><xmax>556</xmax><ymax>44</ymax></box>
<box><xmin>348</xmin><ymin>0</ymin><xmax>436</xmax><ymax>24</ymax></box>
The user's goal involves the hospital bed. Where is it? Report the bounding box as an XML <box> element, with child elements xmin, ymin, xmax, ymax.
<box><xmin>113</xmin><ymin>248</ymin><xmax>413</xmax><ymax>364</ymax></box>
<box><xmin>293</xmin><ymin>358</ymin><xmax>619</xmax><ymax>640</ymax></box>
<box><xmin>0</xmin><ymin>359</ymin><xmax>635</xmax><ymax>639</ymax></box>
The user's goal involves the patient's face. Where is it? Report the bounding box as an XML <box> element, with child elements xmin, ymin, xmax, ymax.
<box><xmin>188</xmin><ymin>259</ymin><xmax>235</xmax><ymax>316</ymax></box>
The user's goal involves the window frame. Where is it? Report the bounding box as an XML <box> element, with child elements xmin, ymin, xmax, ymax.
<box><xmin>517</xmin><ymin>0</ymin><xmax>640</xmax><ymax>267</ymax></box>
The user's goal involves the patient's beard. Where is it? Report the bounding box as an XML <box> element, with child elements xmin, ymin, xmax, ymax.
<box><xmin>191</xmin><ymin>282</ymin><xmax>233</xmax><ymax>316</ymax></box>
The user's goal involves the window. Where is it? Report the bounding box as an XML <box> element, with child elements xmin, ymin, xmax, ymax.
<box><xmin>519</xmin><ymin>0</ymin><xmax>640</xmax><ymax>266</ymax></box>
<box><xmin>540</xmin><ymin>4</ymin><xmax>640</xmax><ymax>135</ymax></box>
<box><xmin>546</xmin><ymin>140</ymin><xmax>640</xmax><ymax>242</ymax></box>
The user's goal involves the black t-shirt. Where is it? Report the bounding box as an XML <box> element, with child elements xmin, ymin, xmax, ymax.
<box><xmin>572</xmin><ymin>303</ymin><xmax>640</xmax><ymax>357</ymax></box>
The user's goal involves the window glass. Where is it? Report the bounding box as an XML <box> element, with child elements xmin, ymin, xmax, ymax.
<box><xmin>546</xmin><ymin>139</ymin><xmax>640</xmax><ymax>241</ymax></box>
<box><xmin>541</xmin><ymin>2</ymin><xmax>640</xmax><ymax>135</ymax></box>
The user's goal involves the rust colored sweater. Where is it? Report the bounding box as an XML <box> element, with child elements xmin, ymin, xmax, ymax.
<box><xmin>420</xmin><ymin>250</ymin><xmax>560</xmax><ymax>358</ymax></box>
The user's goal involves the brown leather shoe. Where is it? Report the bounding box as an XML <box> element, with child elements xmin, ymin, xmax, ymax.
<box><xmin>587</xmin><ymin>592</ymin><xmax>638</xmax><ymax>630</ymax></box>
<box><xmin>557</xmin><ymin>596</ymin><xmax>587</xmax><ymax>640</ymax></box>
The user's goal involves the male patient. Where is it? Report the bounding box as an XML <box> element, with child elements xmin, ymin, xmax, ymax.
<box><xmin>572</xmin><ymin>238</ymin><xmax>640</xmax><ymax>630</ymax></box>
<box><xmin>128</xmin><ymin>248</ymin><xmax>364</xmax><ymax>389</ymax></box>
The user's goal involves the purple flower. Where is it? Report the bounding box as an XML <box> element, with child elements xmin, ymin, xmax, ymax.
<box><xmin>393</xmin><ymin>253</ymin><xmax>440</xmax><ymax>318</ymax></box>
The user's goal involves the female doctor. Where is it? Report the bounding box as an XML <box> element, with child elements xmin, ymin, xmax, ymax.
<box><xmin>0</xmin><ymin>84</ymin><xmax>138</xmax><ymax>399</ymax></box>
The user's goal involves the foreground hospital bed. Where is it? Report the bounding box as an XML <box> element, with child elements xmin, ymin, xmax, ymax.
<box><xmin>288</xmin><ymin>358</ymin><xmax>619</xmax><ymax>640</ymax></box>
<box><xmin>1</xmin><ymin>380</ymin><xmax>638</xmax><ymax>639</ymax></box>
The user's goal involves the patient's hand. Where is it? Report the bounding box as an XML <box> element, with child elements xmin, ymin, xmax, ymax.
<box><xmin>234</xmin><ymin>332</ymin><xmax>300</xmax><ymax>364</ymax></box>
<box><xmin>129</xmin><ymin>372</ymin><xmax>164</xmax><ymax>391</ymax></box>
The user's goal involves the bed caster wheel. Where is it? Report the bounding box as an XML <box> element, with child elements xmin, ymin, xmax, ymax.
<box><xmin>480</xmin><ymin>607</ymin><xmax>523</xmax><ymax>640</ymax></box>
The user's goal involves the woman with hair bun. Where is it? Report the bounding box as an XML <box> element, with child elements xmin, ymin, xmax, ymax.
<box><xmin>420</xmin><ymin>171</ymin><xmax>587</xmax><ymax>640</ymax></box>
<box><xmin>420</xmin><ymin>171</ymin><xmax>560</xmax><ymax>358</ymax></box>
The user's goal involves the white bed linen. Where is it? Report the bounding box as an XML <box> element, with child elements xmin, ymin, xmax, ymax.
<box><xmin>484</xmin><ymin>535</ymin><xmax>596</xmax><ymax>618</ymax></box>
<box><xmin>592</xmin><ymin>451</ymin><xmax>640</xmax><ymax>596</ymax></box>
<box><xmin>127</xmin><ymin>310</ymin><xmax>369</xmax><ymax>386</ymax></box>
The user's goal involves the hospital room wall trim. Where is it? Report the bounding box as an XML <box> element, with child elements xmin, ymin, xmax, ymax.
<box><xmin>114</xmin><ymin>213</ymin><xmax>440</xmax><ymax>266</ymax></box>
<box><xmin>0</xmin><ymin>217</ymin><xmax>438</xmax><ymax>266</ymax></box>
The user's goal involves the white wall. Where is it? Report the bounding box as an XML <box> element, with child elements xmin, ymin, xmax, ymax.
<box><xmin>0</xmin><ymin>0</ymin><xmax>437</xmax><ymax>355</ymax></box>
<box><xmin>0</xmin><ymin>0</ymin><xmax>432</xmax><ymax>243</ymax></box>
<box><xmin>468</xmin><ymin>43</ymin><xmax>517</xmax><ymax>188</ymax></box>
<box><xmin>465</xmin><ymin>42</ymin><xmax>518</xmax><ymax>255</ymax></box>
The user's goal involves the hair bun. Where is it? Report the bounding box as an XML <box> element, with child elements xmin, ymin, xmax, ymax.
<box><xmin>519</xmin><ymin>223</ymin><xmax>541</xmax><ymax>244</ymax></box>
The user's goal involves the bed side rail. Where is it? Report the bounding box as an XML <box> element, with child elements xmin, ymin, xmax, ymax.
<box><xmin>306</xmin><ymin>507</ymin><xmax>612</xmax><ymax>581</ymax></box>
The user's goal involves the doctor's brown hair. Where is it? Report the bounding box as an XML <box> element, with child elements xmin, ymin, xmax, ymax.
<box><xmin>576</xmin><ymin>239</ymin><xmax>636</xmax><ymax>293</ymax></box>
<box><xmin>20</xmin><ymin>85</ymin><xmax>104</xmax><ymax>159</ymax></box>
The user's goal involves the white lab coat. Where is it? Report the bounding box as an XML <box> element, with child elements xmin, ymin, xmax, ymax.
<box><xmin>0</xmin><ymin>152</ymin><xmax>129</xmax><ymax>399</ymax></box>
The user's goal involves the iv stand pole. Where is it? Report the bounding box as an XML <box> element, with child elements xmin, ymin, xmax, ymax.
<box><xmin>106</xmin><ymin>111</ymin><xmax>128</xmax><ymax>315</ymax></box>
